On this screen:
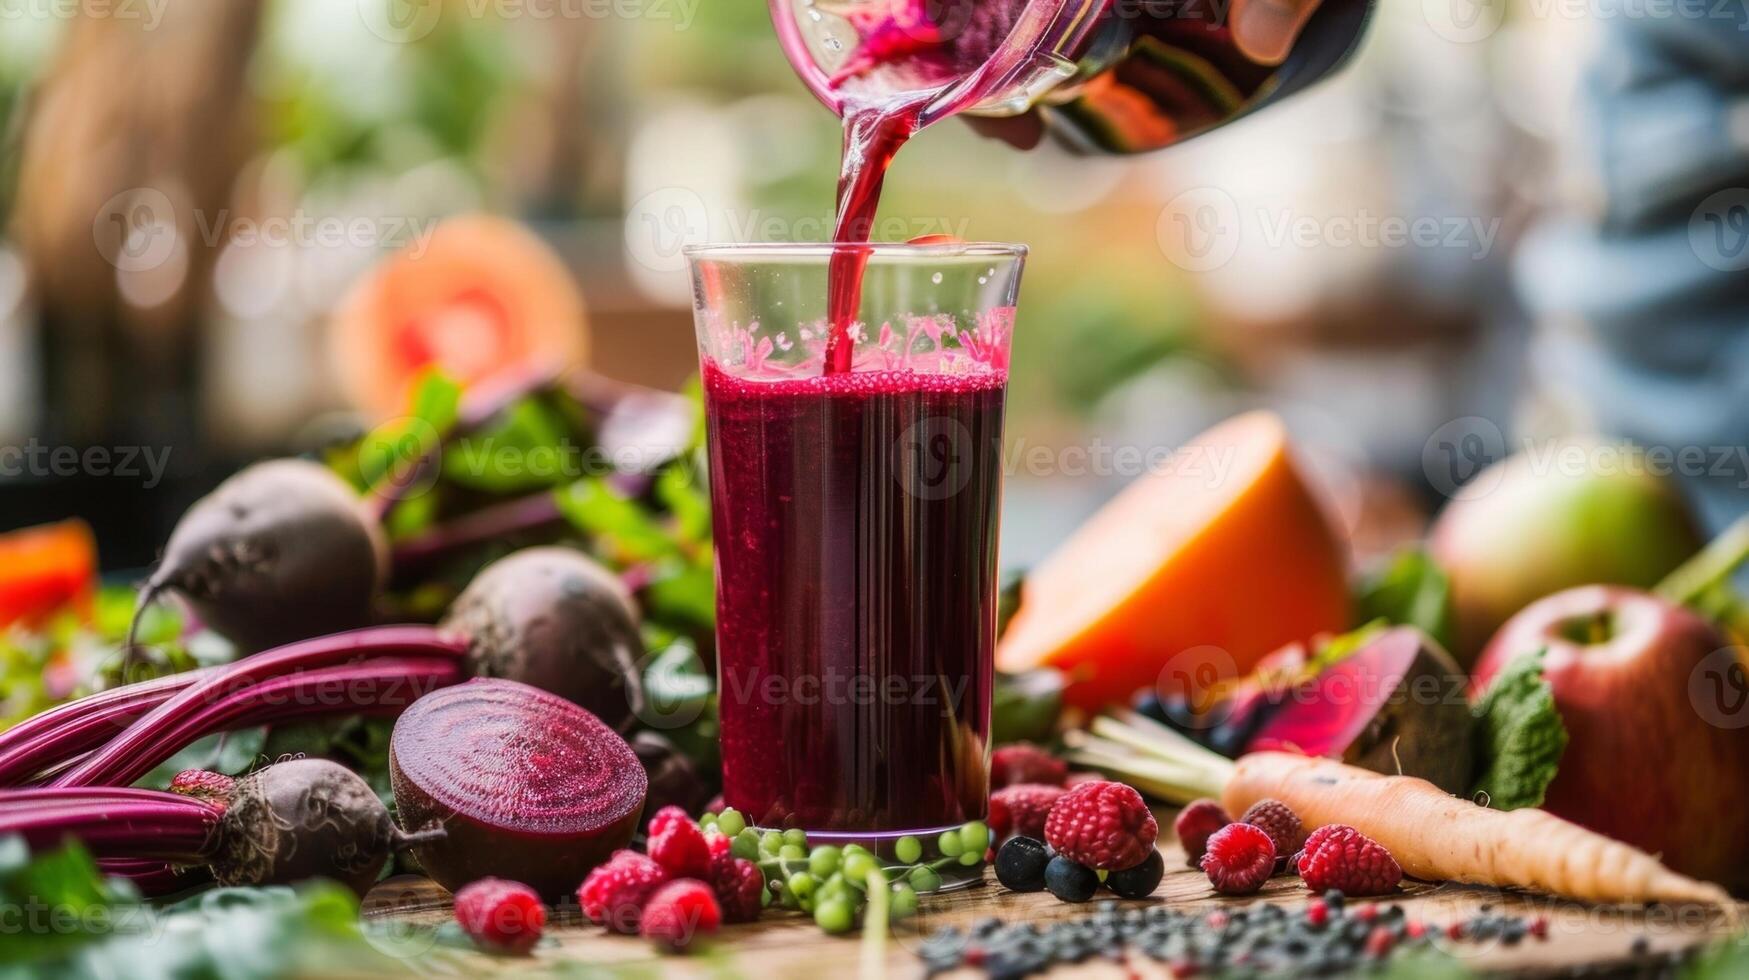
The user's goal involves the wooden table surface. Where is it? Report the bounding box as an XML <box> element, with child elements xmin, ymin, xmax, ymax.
<box><xmin>361</xmin><ymin>835</ymin><xmax>1744</xmax><ymax>978</ymax></box>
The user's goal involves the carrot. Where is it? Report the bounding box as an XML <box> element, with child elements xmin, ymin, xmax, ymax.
<box><xmin>1066</xmin><ymin>714</ymin><xmax>1733</xmax><ymax>908</ymax></box>
<box><xmin>1225</xmin><ymin>752</ymin><xmax>1729</xmax><ymax>908</ymax></box>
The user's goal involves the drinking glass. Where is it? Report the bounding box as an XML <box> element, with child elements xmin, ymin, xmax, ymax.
<box><xmin>688</xmin><ymin>242</ymin><xmax>1025</xmax><ymax>879</ymax></box>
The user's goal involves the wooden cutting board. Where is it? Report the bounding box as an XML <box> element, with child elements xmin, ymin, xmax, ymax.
<box><xmin>363</xmin><ymin>835</ymin><xmax>1743</xmax><ymax>977</ymax></box>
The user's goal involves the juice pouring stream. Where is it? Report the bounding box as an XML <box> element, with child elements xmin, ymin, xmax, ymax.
<box><xmin>813</xmin><ymin>0</ymin><xmax>1374</xmax><ymax>373</ymax></box>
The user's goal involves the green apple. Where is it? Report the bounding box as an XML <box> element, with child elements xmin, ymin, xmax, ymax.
<box><xmin>1430</xmin><ymin>440</ymin><xmax>1704</xmax><ymax>665</ymax></box>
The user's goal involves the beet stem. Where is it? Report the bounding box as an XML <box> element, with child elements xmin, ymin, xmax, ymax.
<box><xmin>0</xmin><ymin>793</ymin><xmax>219</xmax><ymax>863</ymax></box>
<box><xmin>388</xmin><ymin>492</ymin><xmax>566</xmax><ymax>579</ymax></box>
<box><xmin>51</xmin><ymin>626</ymin><xmax>469</xmax><ymax>788</ymax></box>
<box><xmin>0</xmin><ymin>670</ymin><xmax>214</xmax><ymax>786</ymax></box>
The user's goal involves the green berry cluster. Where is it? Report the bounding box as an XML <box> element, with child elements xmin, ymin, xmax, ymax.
<box><xmin>698</xmin><ymin>808</ymin><xmax>992</xmax><ymax>936</ymax></box>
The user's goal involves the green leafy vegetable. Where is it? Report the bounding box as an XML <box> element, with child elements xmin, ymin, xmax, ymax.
<box><xmin>0</xmin><ymin>838</ymin><xmax>443</xmax><ymax>979</ymax></box>
<box><xmin>2</xmin><ymin>587</ymin><xmax>227</xmax><ymax>732</ymax></box>
<box><xmin>1470</xmin><ymin>649</ymin><xmax>1568</xmax><ymax>810</ymax></box>
<box><xmin>1355</xmin><ymin>551</ymin><xmax>1455</xmax><ymax>653</ymax></box>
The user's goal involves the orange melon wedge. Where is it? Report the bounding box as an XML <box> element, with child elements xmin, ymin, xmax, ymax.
<box><xmin>331</xmin><ymin>214</ymin><xmax>587</xmax><ymax>418</ymax></box>
<box><xmin>997</xmin><ymin>411</ymin><xmax>1350</xmax><ymax>710</ymax></box>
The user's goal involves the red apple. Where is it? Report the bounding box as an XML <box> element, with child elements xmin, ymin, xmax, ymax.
<box><xmin>1475</xmin><ymin>586</ymin><xmax>1749</xmax><ymax>891</ymax></box>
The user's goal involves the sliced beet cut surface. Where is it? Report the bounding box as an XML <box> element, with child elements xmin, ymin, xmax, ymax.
<box><xmin>390</xmin><ymin>678</ymin><xmax>646</xmax><ymax>899</ymax></box>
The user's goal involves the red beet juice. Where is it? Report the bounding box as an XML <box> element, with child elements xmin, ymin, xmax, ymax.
<box><xmin>701</xmin><ymin>0</ymin><xmax>1031</xmax><ymax>842</ymax></box>
<box><xmin>705</xmin><ymin>357</ymin><xmax>1006</xmax><ymax>835</ymax></box>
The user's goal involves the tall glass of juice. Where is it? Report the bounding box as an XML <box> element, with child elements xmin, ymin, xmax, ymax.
<box><xmin>688</xmin><ymin>242</ymin><xmax>1025</xmax><ymax>880</ymax></box>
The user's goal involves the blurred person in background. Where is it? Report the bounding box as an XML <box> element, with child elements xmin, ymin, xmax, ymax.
<box><xmin>1515</xmin><ymin>6</ymin><xmax>1749</xmax><ymax>531</ymax></box>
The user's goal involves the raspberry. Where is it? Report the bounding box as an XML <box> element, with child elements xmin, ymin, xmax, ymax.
<box><xmin>1043</xmin><ymin>780</ymin><xmax>1158</xmax><ymax>871</ymax></box>
<box><xmin>1199</xmin><ymin>823</ymin><xmax>1275</xmax><ymax>896</ymax></box>
<box><xmin>646</xmin><ymin>805</ymin><xmax>695</xmax><ymax>838</ymax></box>
<box><xmin>1305</xmin><ymin>899</ymin><xmax>1329</xmax><ymax>927</ymax></box>
<box><xmin>1172</xmin><ymin>799</ymin><xmax>1231</xmax><ymax>866</ymax></box>
<box><xmin>1295</xmin><ymin>826</ymin><xmax>1402</xmax><ymax>897</ymax></box>
<box><xmin>991</xmin><ymin>743</ymin><xmax>1068</xmax><ymax>788</ymax></box>
<box><xmin>704</xmin><ymin>830</ymin><xmax>733</xmax><ymax>860</ymax></box>
<box><xmin>168</xmin><ymin>770</ymin><xmax>235</xmax><ymax>811</ymax></box>
<box><xmin>579</xmin><ymin>850</ymin><xmax>670</xmax><ymax>934</ymax></box>
<box><xmin>641</xmin><ymin>879</ymin><xmax>721</xmax><ymax>951</ymax></box>
<box><xmin>989</xmin><ymin>783</ymin><xmax>1066</xmax><ymax>841</ymax></box>
<box><xmin>453</xmin><ymin>878</ymin><xmax>547</xmax><ymax>953</ymax></box>
<box><xmin>1294</xmin><ymin>824</ymin><xmax>1342</xmax><ymax>870</ymax></box>
<box><xmin>1239</xmin><ymin>799</ymin><xmax>1303</xmax><ymax>867</ymax></box>
<box><xmin>709</xmin><ymin>852</ymin><xmax>764</xmax><ymax>923</ymax></box>
<box><xmin>648</xmin><ymin>818</ymin><xmax>712</xmax><ymax>879</ymax></box>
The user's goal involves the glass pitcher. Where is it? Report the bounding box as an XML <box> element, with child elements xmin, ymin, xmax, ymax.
<box><xmin>771</xmin><ymin>0</ymin><xmax>1374</xmax><ymax>153</ymax></box>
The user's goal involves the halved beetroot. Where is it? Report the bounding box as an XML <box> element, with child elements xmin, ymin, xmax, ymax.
<box><xmin>390</xmin><ymin>678</ymin><xmax>645</xmax><ymax>899</ymax></box>
<box><xmin>1244</xmin><ymin>627</ymin><xmax>1473</xmax><ymax>794</ymax></box>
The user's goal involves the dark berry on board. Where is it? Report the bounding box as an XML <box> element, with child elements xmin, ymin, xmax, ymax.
<box><xmin>1104</xmin><ymin>850</ymin><xmax>1165</xmax><ymax>900</ymax></box>
<box><xmin>995</xmin><ymin>836</ymin><xmax>1052</xmax><ymax>893</ymax></box>
<box><xmin>1044</xmin><ymin>856</ymin><xmax>1099</xmax><ymax>903</ymax></box>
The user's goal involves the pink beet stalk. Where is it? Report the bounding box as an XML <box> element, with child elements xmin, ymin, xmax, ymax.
<box><xmin>17</xmin><ymin>657</ymin><xmax>465</xmax><ymax>788</ymax></box>
<box><xmin>52</xmin><ymin>626</ymin><xmax>469</xmax><ymax>789</ymax></box>
<box><xmin>0</xmin><ymin>791</ymin><xmax>220</xmax><ymax>862</ymax></box>
<box><xmin>0</xmin><ymin>670</ymin><xmax>215</xmax><ymax>785</ymax></box>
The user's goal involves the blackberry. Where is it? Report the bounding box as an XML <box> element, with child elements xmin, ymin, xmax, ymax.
<box><xmin>1043</xmin><ymin>856</ymin><xmax>1098</xmax><ymax>903</ymax></box>
<box><xmin>995</xmin><ymin>836</ymin><xmax>1051</xmax><ymax>893</ymax></box>
<box><xmin>1105</xmin><ymin>851</ymin><xmax>1165</xmax><ymax>900</ymax></box>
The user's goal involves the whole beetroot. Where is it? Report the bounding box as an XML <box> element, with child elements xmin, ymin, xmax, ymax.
<box><xmin>442</xmin><ymin>547</ymin><xmax>647</xmax><ymax>731</ymax></box>
<box><xmin>211</xmin><ymin>758</ymin><xmax>439</xmax><ymax>894</ymax></box>
<box><xmin>141</xmin><ymin>460</ymin><xmax>387</xmax><ymax>652</ymax></box>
